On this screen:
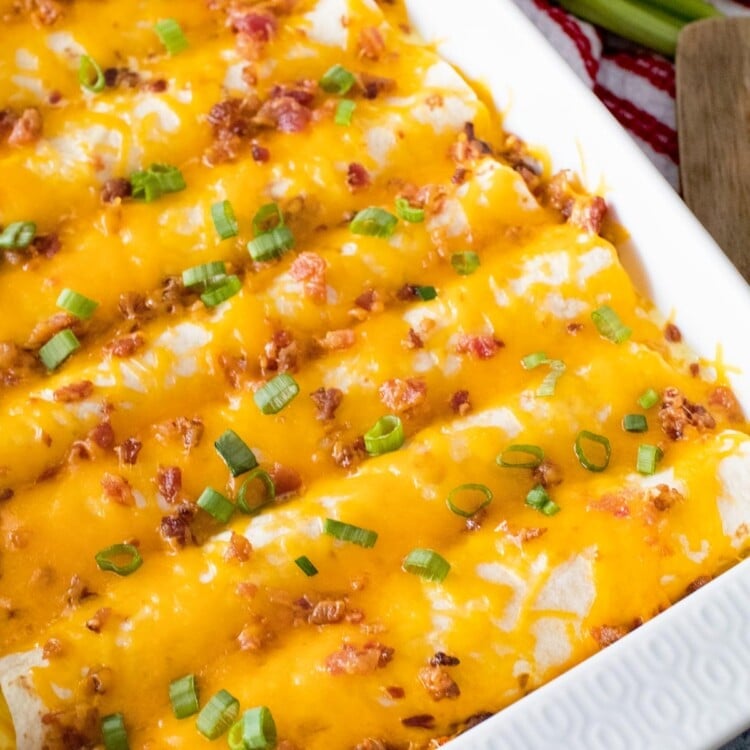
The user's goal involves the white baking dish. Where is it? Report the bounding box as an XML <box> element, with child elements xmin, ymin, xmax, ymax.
<box><xmin>405</xmin><ymin>1</ymin><xmax>750</xmax><ymax>748</ymax></box>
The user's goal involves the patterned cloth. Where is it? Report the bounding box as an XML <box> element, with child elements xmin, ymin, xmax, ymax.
<box><xmin>513</xmin><ymin>0</ymin><xmax>750</xmax><ymax>189</ymax></box>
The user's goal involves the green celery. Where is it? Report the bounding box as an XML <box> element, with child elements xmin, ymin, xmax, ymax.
<box><xmin>640</xmin><ymin>0</ymin><xmax>721</xmax><ymax>21</ymax></box>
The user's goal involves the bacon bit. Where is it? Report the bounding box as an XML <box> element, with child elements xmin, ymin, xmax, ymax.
<box><xmin>401</xmin><ymin>714</ymin><xmax>435</xmax><ymax>729</ymax></box>
<box><xmin>0</xmin><ymin>488</ymin><xmax>13</xmax><ymax>502</ymax></box>
<box><xmin>354</xmin><ymin>740</ymin><xmax>388</xmax><ymax>750</ymax></box>
<box><xmin>395</xmin><ymin>284</ymin><xmax>420</xmax><ymax>301</ymax></box>
<box><xmin>112</xmin><ymin>438</ymin><xmax>140</xmax><ymax>467</ymax></box>
<box><xmin>533</xmin><ymin>459</ymin><xmax>563</xmax><ymax>488</ymax></box>
<box><xmin>347</xmin><ymin>162</ymin><xmax>371</xmax><ymax>191</ymax></box>
<box><xmin>708</xmin><ymin>386</ymin><xmax>744</xmax><ymax>422</ymax></box>
<box><xmin>159</xmin><ymin>503</ymin><xmax>195</xmax><ymax>550</ymax></box>
<box><xmin>455</xmin><ymin>334</ymin><xmax>503</xmax><ymax>360</ymax></box>
<box><xmin>43</xmin><ymin>638</ymin><xmax>64</xmax><ymax>659</ymax></box>
<box><xmin>659</xmin><ymin>387</ymin><xmax>716</xmax><ymax>440</ymax></box>
<box><xmin>230</xmin><ymin>9</ymin><xmax>277</xmax><ymax>40</ymax></box>
<box><xmin>155</xmin><ymin>416</ymin><xmax>205</xmax><ymax>452</ymax></box>
<box><xmin>689</xmin><ymin>362</ymin><xmax>700</xmax><ymax>377</ymax></box>
<box><xmin>418</xmin><ymin>665</ymin><xmax>460</xmax><ymax>701</ymax></box>
<box><xmin>205</xmin><ymin>96</ymin><xmax>261</xmax><ymax>164</ymax></box>
<box><xmin>591</xmin><ymin>624</ymin><xmax>631</xmax><ymax>648</ymax></box>
<box><xmin>8</xmin><ymin>107</ymin><xmax>42</xmax><ymax>146</ymax></box>
<box><xmin>83</xmin><ymin>666</ymin><xmax>113</xmax><ymax>696</ymax></box>
<box><xmin>686</xmin><ymin>575</ymin><xmax>712</xmax><ymax>595</ymax></box>
<box><xmin>0</xmin><ymin>341</ymin><xmax>39</xmax><ymax>386</ymax></box>
<box><xmin>590</xmin><ymin>492</ymin><xmax>631</xmax><ymax>518</ymax></box>
<box><xmin>309</xmin><ymin>599</ymin><xmax>347</xmax><ymax>625</ymax></box>
<box><xmin>290</xmin><ymin>251</ymin><xmax>327</xmax><ymax>302</ymax></box>
<box><xmin>85</xmin><ymin>608</ymin><xmax>112</xmax><ymax>634</ymax></box>
<box><xmin>664</xmin><ymin>323</ymin><xmax>682</xmax><ymax>343</ymax></box>
<box><xmin>310</xmin><ymin>387</ymin><xmax>343</xmax><ymax>421</ymax></box>
<box><xmin>449</xmin><ymin>390</ymin><xmax>471</xmax><ymax>416</ymax></box>
<box><xmin>430</xmin><ymin>652</ymin><xmax>460</xmax><ymax>667</ymax></box>
<box><xmin>358</xmin><ymin>26</ymin><xmax>386</xmax><ymax>60</ymax></box>
<box><xmin>236</xmin><ymin>581</ymin><xmax>258</xmax><ymax>599</ymax></box>
<box><xmin>41</xmin><ymin>706</ymin><xmax>100</xmax><ymax>749</ymax></box>
<box><xmin>27</xmin><ymin>0</ymin><xmax>65</xmax><ymax>27</ymax></box>
<box><xmin>105</xmin><ymin>332</ymin><xmax>145</xmax><ymax>358</ymax></box>
<box><xmin>64</xmin><ymin>575</ymin><xmax>94</xmax><ymax>608</ymax></box>
<box><xmin>224</xmin><ymin>531</ymin><xmax>252</xmax><ymax>562</ymax></box>
<box><xmin>26</xmin><ymin>312</ymin><xmax>82</xmax><ymax>349</ymax></box>
<box><xmin>269</xmin><ymin>462</ymin><xmax>302</xmax><ymax>496</ymax></box>
<box><xmin>355</xmin><ymin>72</ymin><xmax>396</xmax><ymax>99</ymax></box>
<box><xmin>53</xmin><ymin>380</ymin><xmax>93</xmax><ymax>403</ymax></box>
<box><xmin>103</xmin><ymin>67</ymin><xmax>140</xmax><ymax>89</ymax></box>
<box><xmin>331</xmin><ymin>436</ymin><xmax>367</xmax><ymax>469</ymax></box>
<box><xmin>567</xmin><ymin>322</ymin><xmax>584</xmax><ymax>335</ymax></box>
<box><xmin>385</xmin><ymin>686</ymin><xmax>405</xmax><ymax>700</ymax></box>
<box><xmin>463</xmin><ymin>711</ymin><xmax>494</xmax><ymax>730</ymax></box>
<box><xmin>237</xmin><ymin>625</ymin><xmax>263</xmax><ymax>652</ymax></box>
<box><xmin>647</xmin><ymin>484</ymin><xmax>683</xmax><ymax>512</ymax></box>
<box><xmin>156</xmin><ymin>465</ymin><xmax>182</xmax><ymax>504</ymax></box>
<box><xmin>255</xmin><ymin>96</ymin><xmax>311</xmax><ymax>133</ymax></box>
<box><xmin>378</xmin><ymin>377</ymin><xmax>427</xmax><ymax>414</ymax></box>
<box><xmin>270</xmin><ymin>80</ymin><xmax>318</xmax><ymax>106</ymax></box>
<box><xmin>317</xmin><ymin>329</ymin><xmax>356</xmax><ymax>351</ymax></box>
<box><xmin>545</xmin><ymin>170</ymin><xmax>607</xmax><ymax>234</ymax></box>
<box><xmin>402</xmin><ymin>328</ymin><xmax>424</xmax><ymax>350</ymax></box>
<box><xmin>260</xmin><ymin>330</ymin><xmax>298</xmax><ymax>375</ymax></box>
<box><xmin>518</xmin><ymin>526</ymin><xmax>548</xmax><ymax>543</ymax></box>
<box><xmin>450</xmin><ymin>122</ymin><xmax>493</xmax><ymax>166</ymax></box>
<box><xmin>118</xmin><ymin>291</ymin><xmax>152</xmax><ymax>321</ymax></box>
<box><xmin>251</xmin><ymin>142</ymin><xmax>270</xmax><ymax>162</ymax></box>
<box><xmin>90</xmin><ymin>422</ymin><xmax>115</xmax><ymax>450</ymax></box>
<box><xmin>30</xmin><ymin>233</ymin><xmax>61</xmax><ymax>259</ymax></box>
<box><xmin>464</xmin><ymin>507</ymin><xmax>487</xmax><ymax>532</ymax></box>
<box><xmin>101</xmin><ymin>473</ymin><xmax>134</xmax><ymax>506</ymax></box>
<box><xmin>325</xmin><ymin>641</ymin><xmax>394</xmax><ymax>675</ymax></box>
<box><xmin>452</xmin><ymin>167</ymin><xmax>468</xmax><ymax>185</ymax></box>
<box><xmin>354</xmin><ymin>288</ymin><xmax>382</xmax><ymax>313</ymax></box>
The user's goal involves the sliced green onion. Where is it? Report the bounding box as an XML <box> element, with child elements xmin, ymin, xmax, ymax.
<box><xmin>350</xmin><ymin>207</ymin><xmax>398</xmax><ymax>238</ymax></box>
<box><xmin>319</xmin><ymin>64</ymin><xmax>356</xmax><ymax>94</ymax></box>
<box><xmin>451</xmin><ymin>251</ymin><xmax>480</xmax><ymax>276</ymax></box>
<box><xmin>323</xmin><ymin>518</ymin><xmax>378</xmax><ymax>548</ymax></box>
<box><xmin>622</xmin><ymin>414</ymin><xmax>648</xmax><ymax>433</ymax></box>
<box><xmin>39</xmin><ymin>329</ymin><xmax>80</xmax><ymax>371</ymax></box>
<box><xmin>130</xmin><ymin>164</ymin><xmax>186</xmax><ymax>202</ymax></box>
<box><xmin>496</xmin><ymin>444</ymin><xmax>545</xmax><ymax>469</ymax></box>
<box><xmin>197</xmin><ymin>487</ymin><xmax>235</xmax><ymax>524</ymax></box>
<box><xmin>525</xmin><ymin>484</ymin><xmax>560</xmax><ymax>516</ymax></box>
<box><xmin>0</xmin><ymin>221</ymin><xmax>36</xmax><ymax>249</ymax></box>
<box><xmin>415</xmin><ymin>285</ymin><xmax>436</xmax><ymax>301</ymax></box>
<box><xmin>56</xmin><ymin>288</ymin><xmax>99</xmax><ymax>320</ymax></box>
<box><xmin>395</xmin><ymin>197</ymin><xmax>425</xmax><ymax>223</ymax></box>
<box><xmin>294</xmin><ymin>555</ymin><xmax>318</xmax><ymax>577</ymax></box>
<box><xmin>236</xmin><ymin>468</ymin><xmax>275</xmax><ymax>514</ymax></box>
<box><xmin>154</xmin><ymin>18</ymin><xmax>188</xmax><ymax>55</ymax></box>
<box><xmin>101</xmin><ymin>713</ymin><xmax>129</xmax><ymax>750</ymax></box>
<box><xmin>169</xmin><ymin>675</ymin><xmax>199</xmax><ymax>719</ymax></box>
<box><xmin>182</xmin><ymin>261</ymin><xmax>227</xmax><ymax>288</ymax></box>
<box><xmin>254</xmin><ymin>373</ymin><xmax>299</xmax><ymax>414</ymax></box>
<box><xmin>638</xmin><ymin>388</ymin><xmax>660</xmax><ymax>409</ymax></box>
<box><xmin>521</xmin><ymin>351</ymin><xmax>548</xmax><ymax>369</ymax></box>
<box><xmin>196</xmin><ymin>689</ymin><xmax>239</xmax><ymax>740</ymax></box>
<box><xmin>363</xmin><ymin>414</ymin><xmax>404</xmax><ymax>455</ymax></box>
<box><xmin>403</xmin><ymin>548</ymin><xmax>450</xmax><ymax>583</ymax></box>
<box><xmin>78</xmin><ymin>54</ymin><xmax>106</xmax><ymax>93</ymax></box>
<box><xmin>247</xmin><ymin>226</ymin><xmax>295</xmax><ymax>262</ymax></box>
<box><xmin>445</xmin><ymin>483</ymin><xmax>493</xmax><ymax>518</ymax></box>
<box><xmin>641</xmin><ymin>0</ymin><xmax>720</xmax><ymax>21</ymax></box>
<box><xmin>537</xmin><ymin>359</ymin><xmax>566</xmax><ymax>397</ymax></box>
<box><xmin>201</xmin><ymin>275</ymin><xmax>242</xmax><ymax>307</ymax></box>
<box><xmin>211</xmin><ymin>200</ymin><xmax>239</xmax><ymax>240</ymax></box>
<box><xmin>591</xmin><ymin>305</ymin><xmax>632</xmax><ymax>344</ymax></box>
<box><xmin>637</xmin><ymin>444</ymin><xmax>663</xmax><ymax>475</ymax></box>
<box><xmin>228</xmin><ymin>707</ymin><xmax>277</xmax><ymax>750</ymax></box>
<box><xmin>95</xmin><ymin>543</ymin><xmax>143</xmax><ymax>576</ymax></box>
<box><xmin>334</xmin><ymin>98</ymin><xmax>356</xmax><ymax>126</ymax></box>
<box><xmin>215</xmin><ymin>429</ymin><xmax>258</xmax><ymax>477</ymax></box>
<box><xmin>574</xmin><ymin>430</ymin><xmax>612</xmax><ymax>472</ymax></box>
<box><xmin>251</xmin><ymin>202</ymin><xmax>284</xmax><ymax>236</ymax></box>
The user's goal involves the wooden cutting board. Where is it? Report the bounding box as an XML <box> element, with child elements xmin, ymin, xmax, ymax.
<box><xmin>676</xmin><ymin>17</ymin><xmax>750</xmax><ymax>282</ymax></box>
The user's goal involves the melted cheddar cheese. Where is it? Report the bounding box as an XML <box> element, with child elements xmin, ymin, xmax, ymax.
<box><xmin>1</xmin><ymin>1</ymin><xmax>749</xmax><ymax>749</ymax></box>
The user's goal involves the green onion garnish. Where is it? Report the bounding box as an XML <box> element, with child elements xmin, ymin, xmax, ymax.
<box><xmin>574</xmin><ymin>430</ymin><xmax>612</xmax><ymax>472</ymax></box>
<box><xmin>78</xmin><ymin>54</ymin><xmax>106</xmax><ymax>93</ymax></box>
<box><xmin>451</xmin><ymin>251</ymin><xmax>480</xmax><ymax>276</ymax></box>
<box><xmin>94</xmin><ymin>543</ymin><xmax>143</xmax><ymax>576</ymax></box>
<box><xmin>197</xmin><ymin>487</ymin><xmax>235</xmax><ymax>523</ymax></box>
<box><xmin>525</xmin><ymin>484</ymin><xmax>560</xmax><ymax>516</ymax></box>
<box><xmin>319</xmin><ymin>64</ymin><xmax>356</xmax><ymax>94</ymax></box>
<box><xmin>211</xmin><ymin>200</ymin><xmax>239</xmax><ymax>240</ymax></box>
<box><xmin>537</xmin><ymin>359</ymin><xmax>566</xmax><ymax>397</ymax></box>
<box><xmin>38</xmin><ymin>329</ymin><xmax>80</xmax><ymax>371</ymax></box>
<box><xmin>638</xmin><ymin>388</ymin><xmax>660</xmax><ymax>409</ymax></box>
<box><xmin>130</xmin><ymin>164</ymin><xmax>186</xmax><ymax>202</ymax></box>
<box><xmin>591</xmin><ymin>305</ymin><xmax>632</xmax><ymax>344</ymax></box>
<box><xmin>215</xmin><ymin>429</ymin><xmax>258</xmax><ymax>477</ymax></box>
<box><xmin>496</xmin><ymin>444</ymin><xmax>545</xmax><ymax>469</ymax></box>
<box><xmin>323</xmin><ymin>518</ymin><xmax>378</xmax><ymax>548</ymax></box>
<box><xmin>350</xmin><ymin>207</ymin><xmax>398</xmax><ymax>238</ymax></box>
<box><xmin>415</xmin><ymin>285</ymin><xmax>436</xmax><ymax>301</ymax></box>
<box><xmin>395</xmin><ymin>197</ymin><xmax>425</xmax><ymax>223</ymax></box>
<box><xmin>101</xmin><ymin>713</ymin><xmax>129</xmax><ymax>750</ymax></box>
<box><xmin>236</xmin><ymin>468</ymin><xmax>275</xmax><ymax>514</ymax></box>
<box><xmin>228</xmin><ymin>707</ymin><xmax>277</xmax><ymax>750</ymax></box>
<box><xmin>403</xmin><ymin>548</ymin><xmax>450</xmax><ymax>583</ymax></box>
<box><xmin>363</xmin><ymin>414</ymin><xmax>404</xmax><ymax>455</ymax></box>
<box><xmin>0</xmin><ymin>221</ymin><xmax>36</xmax><ymax>249</ymax></box>
<box><xmin>637</xmin><ymin>444</ymin><xmax>663</xmax><ymax>475</ymax></box>
<box><xmin>247</xmin><ymin>226</ymin><xmax>295</xmax><ymax>262</ymax></box>
<box><xmin>196</xmin><ymin>689</ymin><xmax>239</xmax><ymax>740</ymax></box>
<box><xmin>251</xmin><ymin>202</ymin><xmax>284</xmax><ymax>236</ymax></box>
<box><xmin>254</xmin><ymin>373</ymin><xmax>300</xmax><ymax>415</ymax></box>
<box><xmin>334</xmin><ymin>98</ymin><xmax>356</xmax><ymax>126</ymax></box>
<box><xmin>521</xmin><ymin>351</ymin><xmax>548</xmax><ymax>369</ymax></box>
<box><xmin>622</xmin><ymin>414</ymin><xmax>648</xmax><ymax>433</ymax></box>
<box><xmin>154</xmin><ymin>18</ymin><xmax>188</xmax><ymax>55</ymax></box>
<box><xmin>294</xmin><ymin>555</ymin><xmax>318</xmax><ymax>577</ymax></box>
<box><xmin>56</xmin><ymin>288</ymin><xmax>98</xmax><ymax>320</ymax></box>
<box><xmin>201</xmin><ymin>275</ymin><xmax>242</xmax><ymax>307</ymax></box>
<box><xmin>169</xmin><ymin>674</ymin><xmax>199</xmax><ymax>719</ymax></box>
<box><xmin>182</xmin><ymin>261</ymin><xmax>227</xmax><ymax>288</ymax></box>
<box><xmin>445</xmin><ymin>483</ymin><xmax>493</xmax><ymax>518</ymax></box>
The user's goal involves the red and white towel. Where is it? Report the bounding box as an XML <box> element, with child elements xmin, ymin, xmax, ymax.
<box><xmin>513</xmin><ymin>0</ymin><xmax>750</xmax><ymax>189</ymax></box>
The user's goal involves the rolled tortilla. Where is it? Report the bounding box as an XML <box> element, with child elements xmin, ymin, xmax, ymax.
<box><xmin>0</xmin><ymin>649</ymin><xmax>47</xmax><ymax>750</ymax></box>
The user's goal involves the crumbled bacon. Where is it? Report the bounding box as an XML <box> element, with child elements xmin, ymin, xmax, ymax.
<box><xmin>85</xmin><ymin>608</ymin><xmax>111</xmax><ymax>634</ymax></box>
<box><xmin>647</xmin><ymin>484</ymin><xmax>682</xmax><ymax>512</ymax></box>
<box><xmin>159</xmin><ymin>503</ymin><xmax>195</xmax><ymax>550</ymax></box>
<box><xmin>224</xmin><ymin>531</ymin><xmax>252</xmax><ymax>562</ymax></box>
<box><xmin>7</xmin><ymin>107</ymin><xmax>42</xmax><ymax>146</ymax></box>
<box><xmin>26</xmin><ymin>312</ymin><xmax>82</xmax><ymax>349</ymax></box>
<box><xmin>309</xmin><ymin>599</ymin><xmax>347</xmax><ymax>625</ymax></box>
<box><xmin>402</xmin><ymin>328</ymin><xmax>424</xmax><ymax>350</ymax></box>
<box><xmin>0</xmin><ymin>489</ymin><xmax>13</xmax><ymax>502</ymax></box>
<box><xmin>218</xmin><ymin>352</ymin><xmax>250</xmax><ymax>389</ymax></box>
<box><xmin>355</xmin><ymin>72</ymin><xmax>396</xmax><ymax>100</ymax></box>
<box><xmin>378</xmin><ymin>377</ymin><xmax>426</xmax><ymax>413</ymax></box>
<box><xmin>43</xmin><ymin>638</ymin><xmax>64</xmax><ymax>659</ymax></box>
<box><xmin>101</xmin><ymin>177</ymin><xmax>132</xmax><ymax>203</ymax></box>
<box><xmin>83</xmin><ymin>666</ymin><xmax>113</xmax><ymax>696</ymax></box>
<box><xmin>205</xmin><ymin>96</ymin><xmax>261</xmax><ymax>164</ymax></box>
<box><xmin>310</xmin><ymin>387</ymin><xmax>343</xmax><ymax>421</ymax></box>
<box><xmin>229</xmin><ymin>9</ymin><xmax>277</xmax><ymax>40</ymax></box>
<box><xmin>30</xmin><ymin>233</ymin><xmax>61</xmax><ymax>258</ymax></box>
<box><xmin>454</xmin><ymin>334</ymin><xmax>503</xmax><ymax>360</ymax></box>
<box><xmin>290</xmin><ymin>251</ymin><xmax>327</xmax><ymax>302</ymax></box>
<box><xmin>430</xmin><ymin>652</ymin><xmax>460</xmax><ymax>667</ymax></box>
<box><xmin>90</xmin><ymin>422</ymin><xmax>115</xmax><ymax>451</ymax></box>
<box><xmin>154</xmin><ymin>416</ymin><xmax>204</xmax><ymax>452</ymax></box>
<box><xmin>101</xmin><ymin>473</ymin><xmax>133</xmax><ymax>506</ymax></box>
<box><xmin>358</xmin><ymin>26</ymin><xmax>386</xmax><ymax>60</ymax></box>
<box><xmin>118</xmin><ymin>291</ymin><xmax>152</xmax><ymax>322</ymax></box>
<box><xmin>401</xmin><ymin>714</ymin><xmax>435</xmax><ymax>729</ymax></box>
<box><xmin>270</xmin><ymin>80</ymin><xmax>318</xmax><ymax>106</ymax></box>
<box><xmin>449</xmin><ymin>390</ymin><xmax>471</xmax><ymax>416</ymax></box>
<box><xmin>103</xmin><ymin>67</ymin><xmax>140</xmax><ymax>89</ymax></box>
<box><xmin>418</xmin><ymin>665</ymin><xmax>460</xmax><ymax>701</ymax></box>
<box><xmin>0</xmin><ymin>341</ymin><xmax>39</xmax><ymax>386</ymax></box>
<box><xmin>237</xmin><ymin>624</ymin><xmax>263</xmax><ymax>652</ymax></box>
<box><xmin>331</xmin><ymin>436</ymin><xmax>367</xmax><ymax>469</ymax></box>
<box><xmin>347</xmin><ymin>162</ymin><xmax>371</xmax><ymax>191</ymax></box>
<box><xmin>354</xmin><ymin>288</ymin><xmax>382</xmax><ymax>314</ymax></box>
<box><xmin>260</xmin><ymin>329</ymin><xmax>298</xmax><ymax>374</ymax></box>
<box><xmin>664</xmin><ymin>323</ymin><xmax>682</xmax><ymax>343</ymax></box>
<box><xmin>317</xmin><ymin>329</ymin><xmax>356</xmax><ymax>351</ymax></box>
<box><xmin>64</xmin><ymin>575</ymin><xmax>93</xmax><ymax>608</ymax></box>
<box><xmin>591</xmin><ymin>624</ymin><xmax>631</xmax><ymax>648</ymax></box>
<box><xmin>590</xmin><ymin>492</ymin><xmax>631</xmax><ymax>518</ymax></box>
<box><xmin>156</xmin><ymin>465</ymin><xmax>182</xmax><ymax>503</ymax></box>
<box><xmin>545</xmin><ymin>170</ymin><xmax>607</xmax><ymax>234</ymax></box>
<box><xmin>269</xmin><ymin>462</ymin><xmax>302</xmax><ymax>496</ymax></box>
<box><xmin>53</xmin><ymin>380</ymin><xmax>93</xmax><ymax>403</ymax></box>
<box><xmin>105</xmin><ymin>333</ymin><xmax>145</xmax><ymax>358</ymax></box>
<box><xmin>251</xmin><ymin>142</ymin><xmax>270</xmax><ymax>162</ymax></box>
<box><xmin>325</xmin><ymin>641</ymin><xmax>394</xmax><ymax>675</ymax></box>
<box><xmin>255</xmin><ymin>95</ymin><xmax>311</xmax><ymax>133</ymax></box>
<box><xmin>659</xmin><ymin>387</ymin><xmax>716</xmax><ymax>440</ymax></box>
<box><xmin>115</xmin><ymin>437</ymin><xmax>142</xmax><ymax>466</ymax></box>
<box><xmin>685</xmin><ymin>575</ymin><xmax>712</xmax><ymax>595</ymax></box>
<box><xmin>449</xmin><ymin>122</ymin><xmax>493</xmax><ymax>167</ymax></box>
<box><xmin>41</xmin><ymin>705</ymin><xmax>99</xmax><ymax>750</ymax></box>
<box><xmin>708</xmin><ymin>386</ymin><xmax>743</xmax><ymax>422</ymax></box>
<box><xmin>355</xmin><ymin>740</ymin><xmax>388</xmax><ymax>750</ymax></box>
<box><xmin>533</xmin><ymin>459</ymin><xmax>563</xmax><ymax>488</ymax></box>
<box><xmin>385</xmin><ymin>686</ymin><xmax>405</xmax><ymax>700</ymax></box>
<box><xmin>463</xmin><ymin>712</ymin><xmax>494</xmax><ymax>730</ymax></box>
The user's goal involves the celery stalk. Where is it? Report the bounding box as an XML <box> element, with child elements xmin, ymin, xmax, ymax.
<box><xmin>557</xmin><ymin>0</ymin><xmax>683</xmax><ymax>56</ymax></box>
<box><xmin>640</xmin><ymin>0</ymin><xmax>721</xmax><ymax>20</ymax></box>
